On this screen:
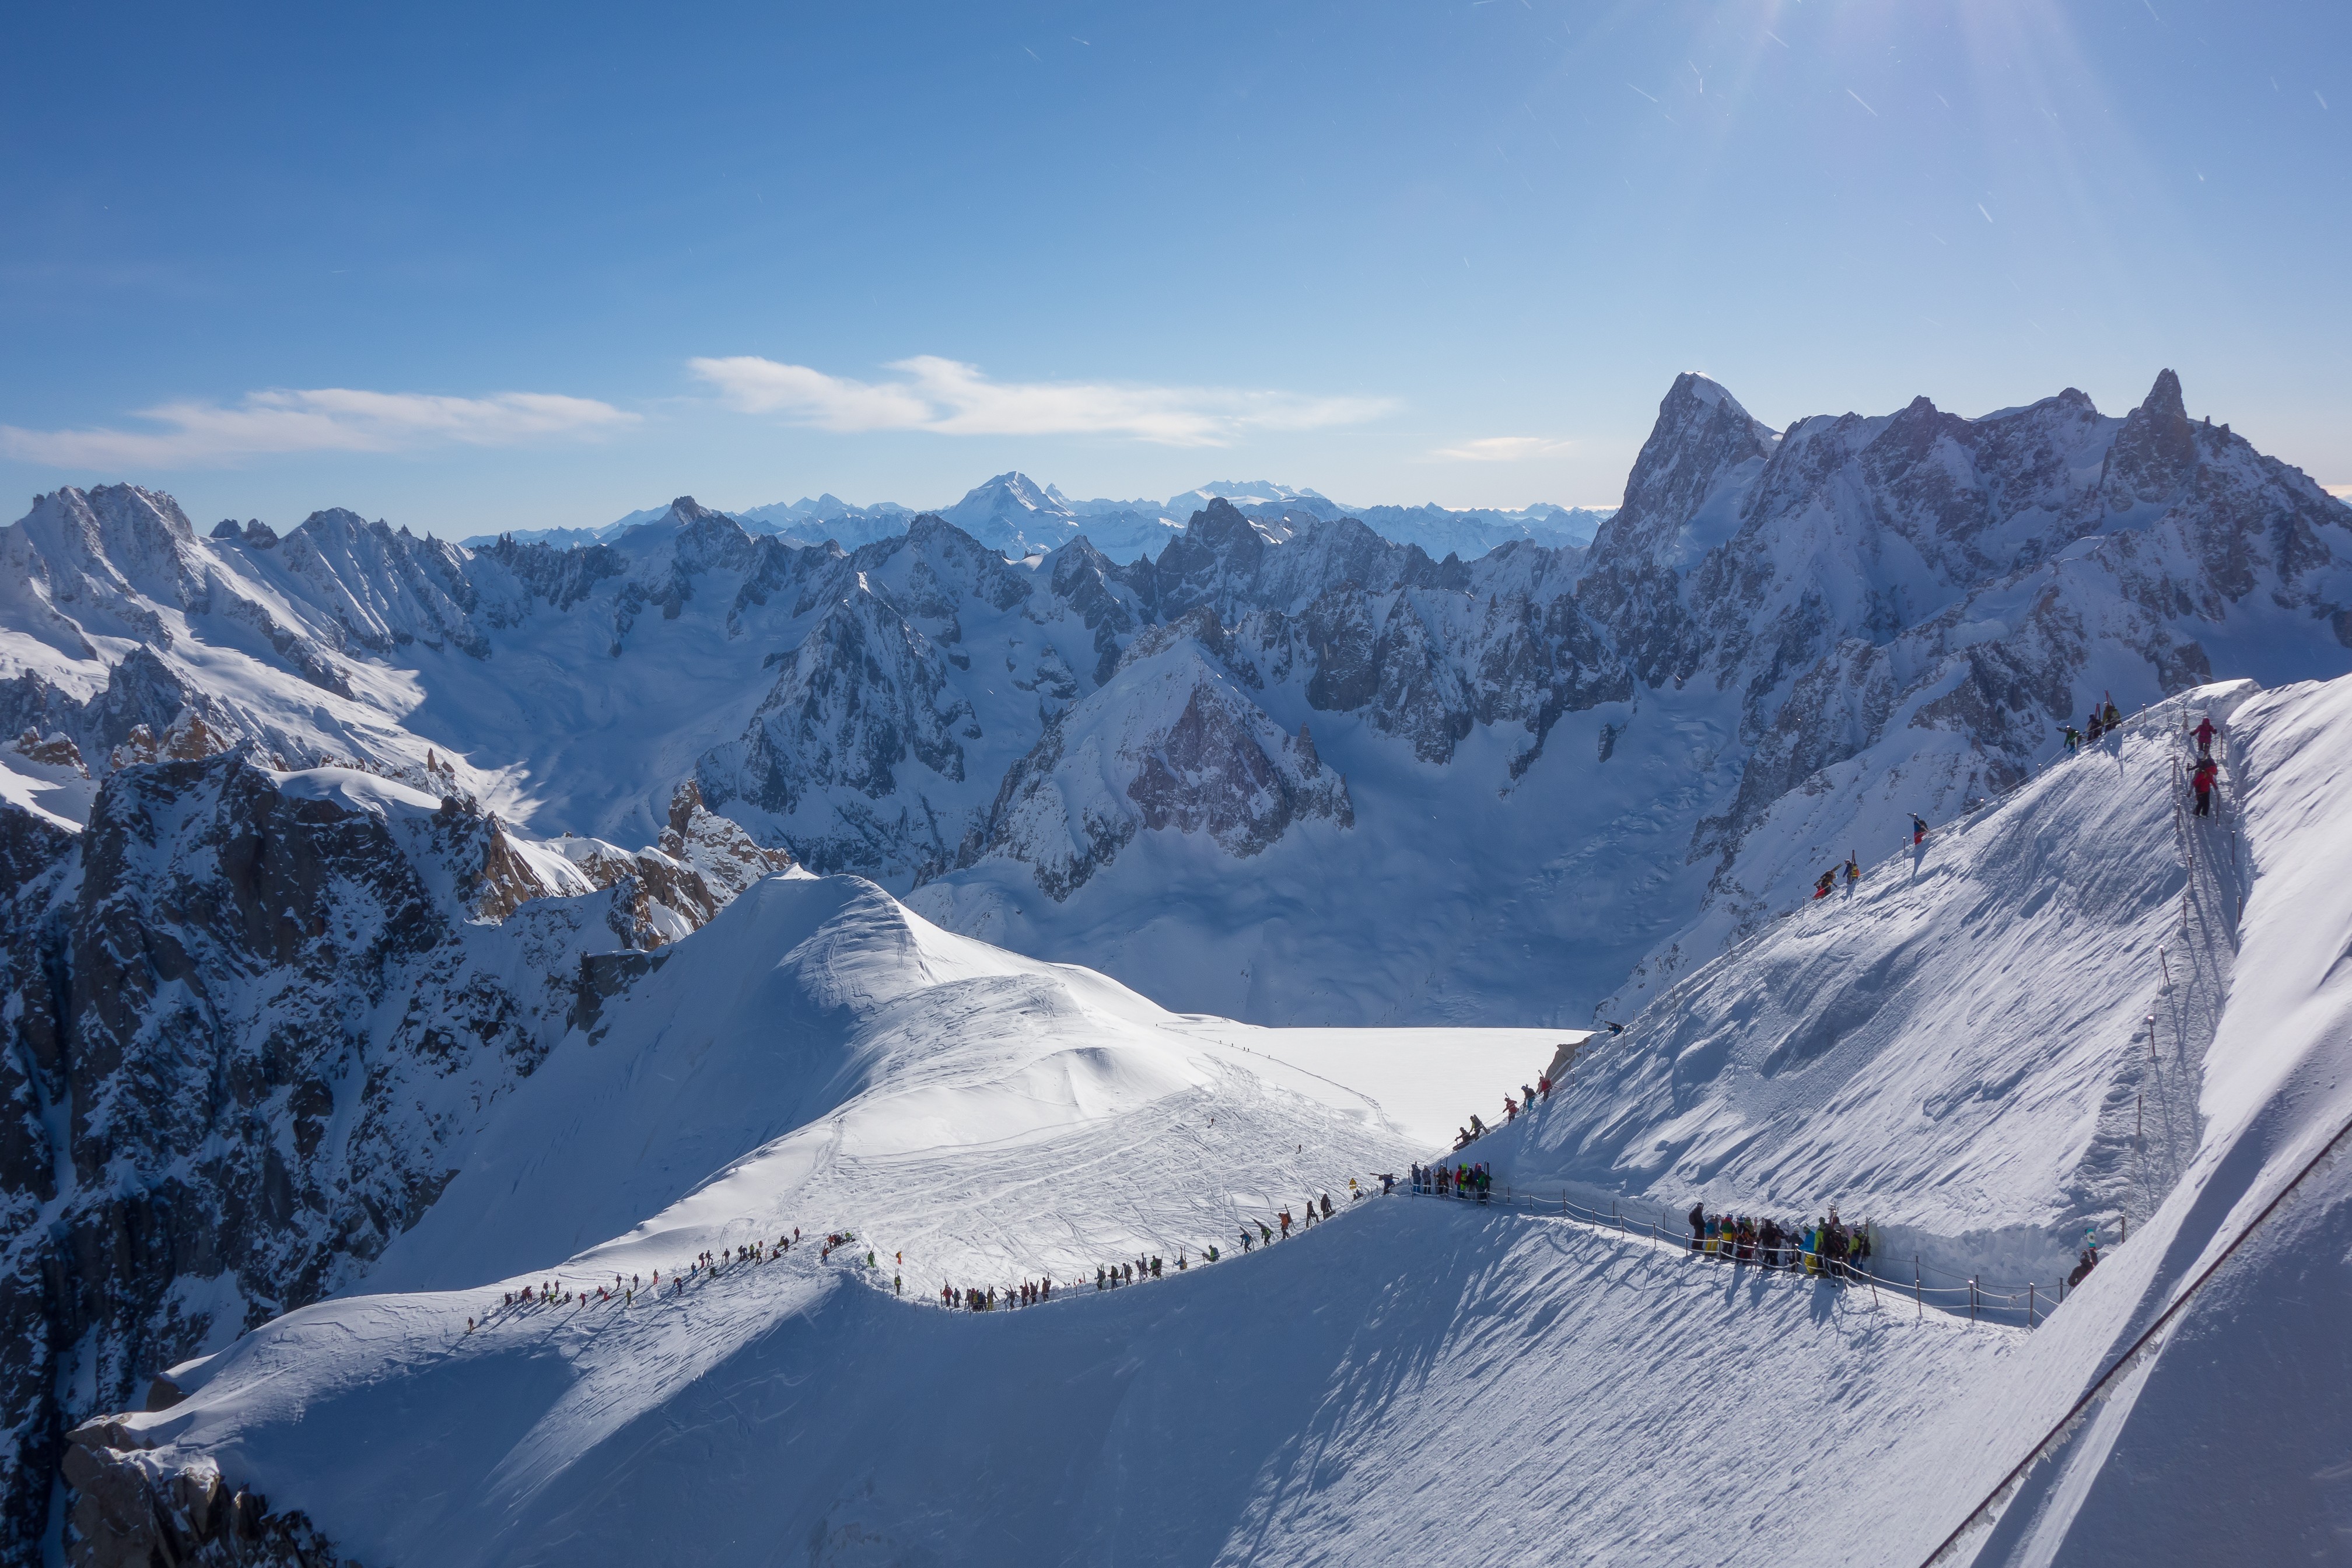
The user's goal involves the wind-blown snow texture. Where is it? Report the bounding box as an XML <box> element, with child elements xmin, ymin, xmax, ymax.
<box><xmin>10</xmin><ymin>369</ymin><xmax>2352</xmax><ymax>1562</ymax></box>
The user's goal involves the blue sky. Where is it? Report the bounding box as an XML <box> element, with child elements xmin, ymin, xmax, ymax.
<box><xmin>4</xmin><ymin>1</ymin><xmax>2345</xmax><ymax>537</ymax></box>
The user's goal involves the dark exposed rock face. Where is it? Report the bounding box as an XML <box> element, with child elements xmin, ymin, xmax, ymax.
<box><xmin>64</xmin><ymin>1418</ymin><xmax>356</xmax><ymax>1567</ymax></box>
<box><xmin>0</xmin><ymin>754</ymin><xmax>688</xmax><ymax>1556</ymax></box>
<box><xmin>977</xmin><ymin>616</ymin><xmax>1353</xmax><ymax>900</ymax></box>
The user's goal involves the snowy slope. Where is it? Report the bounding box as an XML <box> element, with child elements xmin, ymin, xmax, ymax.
<box><xmin>64</xmin><ymin>671</ymin><xmax>2352</xmax><ymax>1566</ymax></box>
<box><xmin>1486</xmin><ymin>682</ymin><xmax>2258</xmax><ymax>1288</ymax></box>
<box><xmin>106</xmin><ymin>1203</ymin><xmax>2014</xmax><ymax>1568</ymax></box>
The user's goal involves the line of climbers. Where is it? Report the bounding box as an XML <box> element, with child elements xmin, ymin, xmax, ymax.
<box><xmin>2189</xmin><ymin>712</ymin><xmax>2221</xmax><ymax>816</ymax></box>
<box><xmin>1812</xmin><ymin>698</ymin><xmax>2227</xmax><ymax>910</ymax></box>
<box><xmin>1685</xmin><ymin>1203</ymin><xmax>1874</xmax><ymax>1279</ymax></box>
<box><xmin>463</xmin><ymin>1227</ymin><xmax>908</xmax><ymax>1334</ymax></box>
<box><xmin>935</xmin><ymin>1176</ymin><xmax>1412</xmax><ymax>1310</ymax></box>
<box><xmin>1452</xmin><ymin>1075</ymin><xmax>1553</xmax><ymax>1150</ymax></box>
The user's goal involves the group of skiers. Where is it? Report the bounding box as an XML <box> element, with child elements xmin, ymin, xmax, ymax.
<box><xmin>1414</xmin><ymin>1161</ymin><xmax>1493</xmax><ymax>1200</ymax></box>
<box><xmin>1686</xmin><ymin>1203</ymin><xmax>1873</xmax><ymax>1279</ymax></box>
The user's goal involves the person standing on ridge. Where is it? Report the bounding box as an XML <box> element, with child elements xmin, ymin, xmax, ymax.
<box><xmin>1843</xmin><ymin>855</ymin><xmax>1860</xmax><ymax>888</ymax></box>
<box><xmin>1814</xmin><ymin>869</ymin><xmax>1836</xmax><ymax>900</ymax></box>
<box><xmin>2194</xmin><ymin>713</ymin><xmax>2216</xmax><ymax>756</ymax></box>
<box><xmin>2103</xmin><ymin>696</ymin><xmax>2122</xmax><ymax>732</ymax></box>
<box><xmin>2087</xmin><ymin>710</ymin><xmax>2104</xmax><ymax>744</ymax></box>
<box><xmin>2060</xmin><ymin>723</ymin><xmax>2082</xmax><ymax>753</ymax></box>
<box><xmin>2193</xmin><ymin>756</ymin><xmax>2218</xmax><ymax>816</ymax></box>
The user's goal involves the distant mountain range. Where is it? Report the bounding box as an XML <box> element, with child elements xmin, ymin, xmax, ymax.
<box><xmin>465</xmin><ymin>476</ymin><xmax>1611</xmax><ymax>563</ymax></box>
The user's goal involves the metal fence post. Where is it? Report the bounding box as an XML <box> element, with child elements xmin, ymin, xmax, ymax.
<box><xmin>1914</xmin><ymin>1257</ymin><xmax>1922</xmax><ymax>1320</ymax></box>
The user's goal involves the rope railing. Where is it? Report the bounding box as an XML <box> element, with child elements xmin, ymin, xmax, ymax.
<box><xmin>1402</xmin><ymin>1180</ymin><xmax>2083</xmax><ymax>1328</ymax></box>
<box><xmin>1916</xmin><ymin>1110</ymin><xmax>2352</xmax><ymax>1566</ymax></box>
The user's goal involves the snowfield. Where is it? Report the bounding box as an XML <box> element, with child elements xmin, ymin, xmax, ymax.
<box><xmin>81</xmin><ymin>673</ymin><xmax>2352</xmax><ymax>1566</ymax></box>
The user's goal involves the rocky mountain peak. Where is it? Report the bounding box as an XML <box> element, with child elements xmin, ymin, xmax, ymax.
<box><xmin>2099</xmin><ymin>368</ymin><xmax>2199</xmax><ymax>509</ymax></box>
<box><xmin>1588</xmin><ymin>373</ymin><xmax>1777</xmax><ymax>571</ymax></box>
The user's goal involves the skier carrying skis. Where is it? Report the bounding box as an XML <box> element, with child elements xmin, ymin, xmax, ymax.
<box><xmin>2060</xmin><ymin>723</ymin><xmax>2082</xmax><ymax>753</ymax></box>
<box><xmin>2103</xmin><ymin>696</ymin><xmax>2122</xmax><ymax>732</ymax></box>
<box><xmin>2085</xmin><ymin>710</ymin><xmax>2104</xmax><ymax>743</ymax></box>
<box><xmin>1843</xmin><ymin>855</ymin><xmax>1860</xmax><ymax>888</ymax></box>
<box><xmin>2193</xmin><ymin>756</ymin><xmax>2218</xmax><ymax>816</ymax></box>
<box><xmin>1814</xmin><ymin>870</ymin><xmax>1836</xmax><ymax>900</ymax></box>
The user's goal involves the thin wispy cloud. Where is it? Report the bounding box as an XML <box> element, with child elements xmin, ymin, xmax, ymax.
<box><xmin>1430</xmin><ymin>436</ymin><xmax>1573</xmax><ymax>462</ymax></box>
<box><xmin>691</xmin><ymin>355</ymin><xmax>1393</xmax><ymax>447</ymax></box>
<box><xmin>0</xmin><ymin>388</ymin><xmax>635</xmax><ymax>468</ymax></box>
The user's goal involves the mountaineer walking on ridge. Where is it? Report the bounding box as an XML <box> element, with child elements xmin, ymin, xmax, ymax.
<box><xmin>2193</xmin><ymin>756</ymin><xmax>2218</xmax><ymax>816</ymax></box>
<box><xmin>2194</xmin><ymin>713</ymin><xmax>2216</xmax><ymax>756</ymax></box>
<box><xmin>2103</xmin><ymin>695</ymin><xmax>2122</xmax><ymax>732</ymax></box>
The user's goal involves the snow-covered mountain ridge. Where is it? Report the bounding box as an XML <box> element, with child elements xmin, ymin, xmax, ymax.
<box><xmin>8</xmin><ymin>366</ymin><xmax>2352</xmax><ymax>1556</ymax></box>
<box><xmin>6</xmin><ymin>370</ymin><xmax>2347</xmax><ymax>1028</ymax></box>
<box><xmin>466</xmin><ymin>473</ymin><xmax>1608</xmax><ymax>562</ymax></box>
<box><xmin>51</xmin><ymin>668</ymin><xmax>2352</xmax><ymax>1567</ymax></box>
